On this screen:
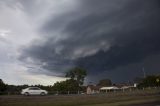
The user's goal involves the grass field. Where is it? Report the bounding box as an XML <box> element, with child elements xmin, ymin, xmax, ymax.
<box><xmin>0</xmin><ymin>89</ymin><xmax>160</xmax><ymax>106</ymax></box>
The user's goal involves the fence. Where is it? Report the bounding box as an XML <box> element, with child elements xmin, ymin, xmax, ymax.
<box><xmin>0</xmin><ymin>91</ymin><xmax>85</xmax><ymax>95</ymax></box>
<box><xmin>0</xmin><ymin>87</ymin><xmax>159</xmax><ymax>95</ymax></box>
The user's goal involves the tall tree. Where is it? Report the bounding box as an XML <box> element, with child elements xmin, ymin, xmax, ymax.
<box><xmin>65</xmin><ymin>67</ymin><xmax>87</xmax><ymax>85</ymax></box>
<box><xmin>0</xmin><ymin>79</ymin><xmax>7</xmax><ymax>92</ymax></box>
<box><xmin>97</xmin><ymin>79</ymin><xmax>112</xmax><ymax>86</ymax></box>
<box><xmin>139</xmin><ymin>75</ymin><xmax>160</xmax><ymax>87</ymax></box>
<box><xmin>138</xmin><ymin>75</ymin><xmax>160</xmax><ymax>88</ymax></box>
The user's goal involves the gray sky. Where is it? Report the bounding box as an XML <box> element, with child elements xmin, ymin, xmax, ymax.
<box><xmin>0</xmin><ymin>0</ymin><xmax>160</xmax><ymax>85</ymax></box>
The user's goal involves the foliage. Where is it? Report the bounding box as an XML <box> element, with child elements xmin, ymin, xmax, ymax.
<box><xmin>0</xmin><ymin>79</ymin><xmax>56</xmax><ymax>95</ymax></box>
<box><xmin>133</xmin><ymin>77</ymin><xmax>143</xmax><ymax>83</ymax></box>
<box><xmin>0</xmin><ymin>67</ymin><xmax>87</xmax><ymax>95</ymax></box>
<box><xmin>54</xmin><ymin>79</ymin><xmax>79</xmax><ymax>92</ymax></box>
<box><xmin>0</xmin><ymin>79</ymin><xmax>7</xmax><ymax>92</ymax></box>
<box><xmin>53</xmin><ymin>67</ymin><xmax>87</xmax><ymax>93</ymax></box>
<box><xmin>66</xmin><ymin>67</ymin><xmax>87</xmax><ymax>85</ymax></box>
<box><xmin>138</xmin><ymin>75</ymin><xmax>160</xmax><ymax>88</ymax></box>
<box><xmin>97</xmin><ymin>79</ymin><xmax>112</xmax><ymax>86</ymax></box>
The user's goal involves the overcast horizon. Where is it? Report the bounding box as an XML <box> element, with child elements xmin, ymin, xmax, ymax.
<box><xmin>0</xmin><ymin>0</ymin><xmax>160</xmax><ymax>85</ymax></box>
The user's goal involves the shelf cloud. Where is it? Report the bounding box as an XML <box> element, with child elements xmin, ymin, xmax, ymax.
<box><xmin>0</xmin><ymin>0</ymin><xmax>160</xmax><ymax>84</ymax></box>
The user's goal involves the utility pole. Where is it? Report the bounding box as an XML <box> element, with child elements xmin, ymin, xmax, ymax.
<box><xmin>142</xmin><ymin>67</ymin><xmax>146</xmax><ymax>78</ymax></box>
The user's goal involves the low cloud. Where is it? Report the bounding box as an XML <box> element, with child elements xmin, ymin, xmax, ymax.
<box><xmin>1</xmin><ymin>0</ymin><xmax>160</xmax><ymax>84</ymax></box>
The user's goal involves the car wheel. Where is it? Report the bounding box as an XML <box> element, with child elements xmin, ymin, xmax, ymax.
<box><xmin>24</xmin><ymin>92</ymin><xmax>29</xmax><ymax>96</ymax></box>
<box><xmin>40</xmin><ymin>92</ymin><xmax>45</xmax><ymax>96</ymax></box>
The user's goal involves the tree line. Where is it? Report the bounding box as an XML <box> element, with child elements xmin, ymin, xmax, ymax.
<box><xmin>0</xmin><ymin>67</ymin><xmax>87</xmax><ymax>95</ymax></box>
<box><xmin>137</xmin><ymin>75</ymin><xmax>160</xmax><ymax>88</ymax></box>
<box><xmin>0</xmin><ymin>67</ymin><xmax>159</xmax><ymax>95</ymax></box>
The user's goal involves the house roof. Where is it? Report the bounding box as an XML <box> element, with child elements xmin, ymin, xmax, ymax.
<box><xmin>100</xmin><ymin>86</ymin><xmax>119</xmax><ymax>90</ymax></box>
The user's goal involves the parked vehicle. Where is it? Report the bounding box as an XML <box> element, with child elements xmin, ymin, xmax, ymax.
<box><xmin>21</xmin><ymin>87</ymin><xmax>48</xmax><ymax>96</ymax></box>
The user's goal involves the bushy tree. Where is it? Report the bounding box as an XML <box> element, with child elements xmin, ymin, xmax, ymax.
<box><xmin>53</xmin><ymin>67</ymin><xmax>87</xmax><ymax>93</ymax></box>
<box><xmin>0</xmin><ymin>79</ymin><xmax>7</xmax><ymax>92</ymax></box>
<box><xmin>134</xmin><ymin>77</ymin><xmax>143</xmax><ymax>83</ymax></box>
<box><xmin>65</xmin><ymin>67</ymin><xmax>87</xmax><ymax>86</ymax></box>
<box><xmin>54</xmin><ymin>79</ymin><xmax>79</xmax><ymax>92</ymax></box>
<box><xmin>97</xmin><ymin>79</ymin><xmax>112</xmax><ymax>86</ymax></box>
<box><xmin>138</xmin><ymin>75</ymin><xmax>160</xmax><ymax>88</ymax></box>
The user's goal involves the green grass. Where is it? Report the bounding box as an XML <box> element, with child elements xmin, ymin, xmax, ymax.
<box><xmin>0</xmin><ymin>89</ymin><xmax>160</xmax><ymax>106</ymax></box>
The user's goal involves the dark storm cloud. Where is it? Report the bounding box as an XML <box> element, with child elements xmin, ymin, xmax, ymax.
<box><xmin>20</xmin><ymin>0</ymin><xmax>160</xmax><ymax>80</ymax></box>
<box><xmin>19</xmin><ymin>41</ymin><xmax>75</xmax><ymax>76</ymax></box>
<box><xmin>76</xmin><ymin>34</ymin><xmax>160</xmax><ymax>73</ymax></box>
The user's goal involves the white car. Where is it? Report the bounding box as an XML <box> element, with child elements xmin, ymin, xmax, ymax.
<box><xmin>21</xmin><ymin>87</ymin><xmax>48</xmax><ymax>96</ymax></box>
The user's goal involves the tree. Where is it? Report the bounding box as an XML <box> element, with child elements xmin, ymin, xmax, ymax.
<box><xmin>0</xmin><ymin>79</ymin><xmax>7</xmax><ymax>92</ymax></box>
<box><xmin>133</xmin><ymin>77</ymin><xmax>143</xmax><ymax>83</ymax></box>
<box><xmin>53</xmin><ymin>79</ymin><xmax>79</xmax><ymax>94</ymax></box>
<box><xmin>138</xmin><ymin>75</ymin><xmax>160</xmax><ymax>88</ymax></box>
<box><xmin>97</xmin><ymin>79</ymin><xmax>112</xmax><ymax>86</ymax></box>
<box><xmin>65</xmin><ymin>67</ymin><xmax>87</xmax><ymax>86</ymax></box>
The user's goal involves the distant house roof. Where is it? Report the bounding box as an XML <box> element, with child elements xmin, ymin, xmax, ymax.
<box><xmin>87</xmin><ymin>85</ymin><xmax>101</xmax><ymax>90</ymax></box>
<box><xmin>100</xmin><ymin>86</ymin><xmax>119</xmax><ymax>90</ymax></box>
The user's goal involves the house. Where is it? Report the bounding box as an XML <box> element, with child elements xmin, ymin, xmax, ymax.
<box><xmin>86</xmin><ymin>83</ymin><xmax>136</xmax><ymax>94</ymax></box>
<box><xmin>86</xmin><ymin>85</ymin><xmax>101</xmax><ymax>94</ymax></box>
<box><xmin>115</xmin><ymin>83</ymin><xmax>135</xmax><ymax>91</ymax></box>
<box><xmin>100</xmin><ymin>86</ymin><xmax>119</xmax><ymax>93</ymax></box>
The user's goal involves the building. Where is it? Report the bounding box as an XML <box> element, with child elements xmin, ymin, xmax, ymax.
<box><xmin>100</xmin><ymin>86</ymin><xmax>119</xmax><ymax>93</ymax></box>
<box><xmin>86</xmin><ymin>85</ymin><xmax>101</xmax><ymax>94</ymax></box>
<box><xmin>86</xmin><ymin>83</ymin><xmax>136</xmax><ymax>94</ymax></box>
